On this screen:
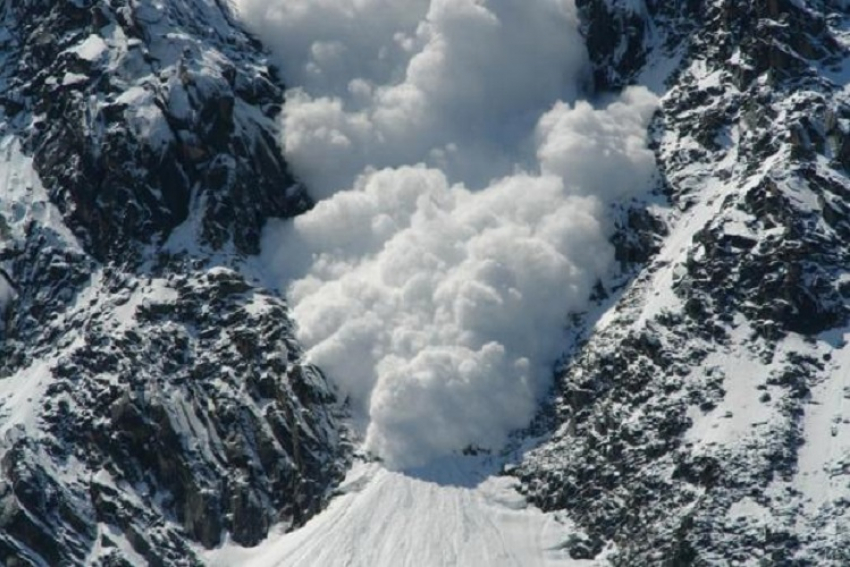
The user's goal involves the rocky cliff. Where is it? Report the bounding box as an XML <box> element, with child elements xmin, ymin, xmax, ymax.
<box><xmin>517</xmin><ymin>0</ymin><xmax>850</xmax><ymax>564</ymax></box>
<box><xmin>0</xmin><ymin>1</ymin><xmax>348</xmax><ymax>564</ymax></box>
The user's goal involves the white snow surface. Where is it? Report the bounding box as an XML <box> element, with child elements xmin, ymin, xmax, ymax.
<box><xmin>205</xmin><ymin>458</ymin><xmax>603</xmax><ymax>567</ymax></box>
<box><xmin>67</xmin><ymin>33</ymin><xmax>108</xmax><ymax>62</ymax></box>
<box><xmin>795</xmin><ymin>329</ymin><xmax>850</xmax><ymax>515</ymax></box>
<box><xmin>0</xmin><ymin>135</ymin><xmax>80</xmax><ymax>248</ymax></box>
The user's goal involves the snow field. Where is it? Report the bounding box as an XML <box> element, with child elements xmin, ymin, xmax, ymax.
<box><xmin>205</xmin><ymin>458</ymin><xmax>605</xmax><ymax>567</ymax></box>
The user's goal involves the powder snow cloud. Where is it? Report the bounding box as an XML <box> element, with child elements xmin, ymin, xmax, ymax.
<box><xmin>236</xmin><ymin>0</ymin><xmax>659</xmax><ymax>468</ymax></box>
<box><xmin>236</xmin><ymin>0</ymin><xmax>588</xmax><ymax>196</ymax></box>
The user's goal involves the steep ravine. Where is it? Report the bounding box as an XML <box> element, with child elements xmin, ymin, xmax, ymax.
<box><xmin>2</xmin><ymin>0</ymin><xmax>850</xmax><ymax>565</ymax></box>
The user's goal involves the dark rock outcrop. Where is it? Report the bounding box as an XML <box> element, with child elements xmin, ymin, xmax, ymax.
<box><xmin>3</xmin><ymin>0</ymin><xmax>310</xmax><ymax>261</ymax></box>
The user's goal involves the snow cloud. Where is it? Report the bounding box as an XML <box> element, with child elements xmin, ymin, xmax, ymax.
<box><xmin>236</xmin><ymin>0</ymin><xmax>659</xmax><ymax>468</ymax></box>
<box><xmin>236</xmin><ymin>0</ymin><xmax>588</xmax><ymax>196</ymax></box>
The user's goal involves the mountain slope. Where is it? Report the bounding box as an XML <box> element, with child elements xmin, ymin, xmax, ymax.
<box><xmin>517</xmin><ymin>0</ymin><xmax>850</xmax><ymax>564</ymax></box>
<box><xmin>2</xmin><ymin>0</ymin><xmax>850</xmax><ymax>565</ymax></box>
<box><xmin>205</xmin><ymin>458</ymin><xmax>594</xmax><ymax>567</ymax></box>
<box><xmin>0</xmin><ymin>1</ymin><xmax>348</xmax><ymax>564</ymax></box>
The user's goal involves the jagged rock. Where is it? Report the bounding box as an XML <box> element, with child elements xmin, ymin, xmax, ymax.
<box><xmin>517</xmin><ymin>1</ymin><xmax>850</xmax><ymax>564</ymax></box>
<box><xmin>2</xmin><ymin>0</ymin><xmax>311</xmax><ymax>261</ymax></box>
<box><xmin>0</xmin><ymin>0</ymin><xmax>350</xmax><ymax>564</ymax></box>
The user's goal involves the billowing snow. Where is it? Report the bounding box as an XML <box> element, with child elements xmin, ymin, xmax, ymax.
<box><xmin>205</xmin><ymin>458</ymin><xmax>606</xmax><ymax>567</ymax></box>
<box><xmin>239</xmin><ymin>0</ymin><xmax>659</xmax><ymax>469</ymax></box>
<box><xmin>236</xmin><ymin>0</ymin><xmax>590</xmax><ymax>197</ymax></box>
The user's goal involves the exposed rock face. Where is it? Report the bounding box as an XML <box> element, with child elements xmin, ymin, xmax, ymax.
<box><xmin>2</xmin><ymin>0</ymin><xmax>310</xmax><ymax>261</ymax></box>
<box><xmin>518</xmin><ymin>1</ymin><xmax>850</xmax><ymax>565</ymax></box>
<box><xmin>0</xmin><ymin>1</ymin><xmax>347</xmax><ymax>564</ymax></box>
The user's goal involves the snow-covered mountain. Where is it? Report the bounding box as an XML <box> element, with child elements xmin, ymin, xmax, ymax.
<box><xmin>518</xmin><ymin>0</ymin><xmax>850</xmax><ymax>564</ymax></box>
<box><xmin>1</xmin><ymin>0</ymin><xmax>849</xmax><ymax>565</ymax></box>
<box><xmin>0</xmin><ymin>1</ymin><xmax>348</xmax><ymax>564</ymax></box>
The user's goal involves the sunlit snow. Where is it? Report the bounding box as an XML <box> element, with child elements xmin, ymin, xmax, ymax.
<box><xmin>205</xmin><ymin>458</ymin><xmax>608</xmax><ymax>567</ymax></box>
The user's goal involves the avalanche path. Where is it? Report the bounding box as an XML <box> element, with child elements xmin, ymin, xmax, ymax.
<box><xmin>204</xmin><ymin>457</ymin><xmax>604</xmax><ymax>567</ymax></box>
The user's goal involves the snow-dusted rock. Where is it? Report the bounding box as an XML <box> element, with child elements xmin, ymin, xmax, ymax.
<box><xmin>518</xmin><ymin>1</ymin><xmax>850</xmax><ymax>564</ymax></box>
<box><xmin>0</xmin><ymin>1</ymin><xmax>348</xmax><ymax>564</ymax></box>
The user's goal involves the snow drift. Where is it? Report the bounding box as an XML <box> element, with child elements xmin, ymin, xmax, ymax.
<box><xmin>235</xmin><ymin>0</ymin><xmax>659</xmax><ymax>468</ymax></box>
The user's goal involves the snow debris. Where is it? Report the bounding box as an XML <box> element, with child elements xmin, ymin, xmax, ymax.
<box><xmin>204</xmin><ymin>459</ymin><xmax>604</xmax><ymax>567</ymax></box>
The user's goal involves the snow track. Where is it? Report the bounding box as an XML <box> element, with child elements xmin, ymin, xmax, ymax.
<box><xmin>206</xmin><ymin>459</ymin><xmax>600</xmax><ymax>567</ymax></box>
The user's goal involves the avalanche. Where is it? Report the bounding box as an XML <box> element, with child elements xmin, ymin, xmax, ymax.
<box><xmin>218</xmin><ymin>0</ymin><xmax>659</xmax><ymax>564</ymax></box>
<box><xmin>238</xmin><ymin>0</ymin><xmax>659</xmax><ymax>469</ymax></box>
